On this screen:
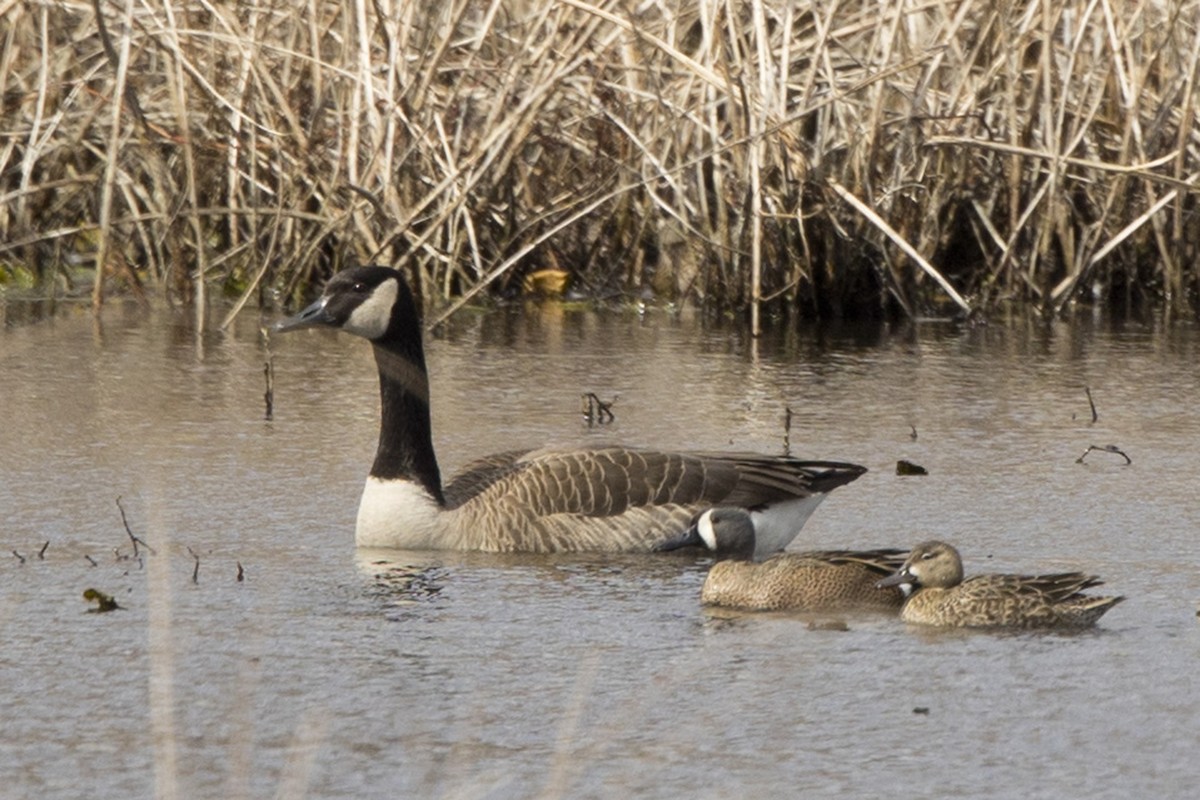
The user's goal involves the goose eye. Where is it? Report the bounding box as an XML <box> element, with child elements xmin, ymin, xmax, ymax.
<box><xmin>351</xmin><ymin>282</ymin><xmax>367</xmax><ymax>293</ymax></box>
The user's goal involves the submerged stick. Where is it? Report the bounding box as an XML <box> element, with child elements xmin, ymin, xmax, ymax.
<box><xmin>783</xmin><ymin>406</ymin><xmax>792</xmax><ymax>456</ymax></box>
<box><xmin>263</xmin><ymin>359</ymin><xmax>275</xmax><ymax>421</ymax></box>
<box><xmin>581</xmin><ymin>393</ymin><xmax>615</xmax><ymax>426</ymax></box>
<box><xmin>38</xmin><ymin>541</ymin><xmax>49</xmax><ymax>559</ymax></box>
<box><xmin>116</xmin><ymin>496</ymin><xmax>156</xmax><ymax>556</ymax></box>
<box><xmin>187</xmin><ymin>547</ymin><xmax>200</xmax><ymax>584</ymax></box>
<box><xmin>1075</xmin><ymin>444</ymin><xmax>1131</xmax><ymax>465</ymax></box>
<box><xmin>12</xmin><ymin>550</ymin><xmax>25</xmax><ymax>564</ymax></box>
<box><xmin>1085</xmin><ymin>387</ymin><xmax>1098</xmax><ymax>423</ymax></box>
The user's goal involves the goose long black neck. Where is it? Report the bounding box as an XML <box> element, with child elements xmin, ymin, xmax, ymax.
<box><xmin>369</xmin><ymin>285</ymin><xmax>445</xmax><ymax>506</ymax></box>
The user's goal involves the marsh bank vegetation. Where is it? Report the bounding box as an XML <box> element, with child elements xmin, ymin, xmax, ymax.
<box><xmin>2</xmin><ymin>0</ymin><xmax>1198</xmax><ymax>328</ymax></box>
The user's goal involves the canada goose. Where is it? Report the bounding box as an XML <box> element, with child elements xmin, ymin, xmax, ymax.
<box><xmin>877</xmin><ymin>540</ymin><xmax>1124</xmax><ymax>628</ymax></box>
<box><xmin>273</xmin><ymin>266</ymin><xmax>867</xmax><ymax>554</ymax></box>
<box><xmin>664</xmin><ymin>507</ymin><xmax>907</xmax><ymax>611</ymax></box>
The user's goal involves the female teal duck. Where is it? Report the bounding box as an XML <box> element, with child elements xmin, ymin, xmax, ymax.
<box><xmin>877</xmin><ymin>540</ymin><xmax>1123</xmax><ymax>629</ymax></box>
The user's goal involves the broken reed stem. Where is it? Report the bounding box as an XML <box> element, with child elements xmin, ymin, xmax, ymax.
<box><xmin>828</xmin><ymin>180</ymin><xmax>972</xmax><ymax>315</ymax></box>
<box><xmin>187</xmin><ymin>547</ymin><xmax>200</xmax><ymax>584</ymax></box>
<box><xmin>91</xmin><ymin>0</ymin><xmax>137</xmax><ymax>311</ymax></box>
<box><xmin>581</xmin><ymin>392</ymin><xmax>615</xmax><ymax>426</ymax></box>
<box><xmin>263</xmin><ymin>359</ymin><xmax>275</xmax><ymax>421</ymax></box>
<box><xmin>116</xmin><ymin>496</ymin><xmax>155</xmax><ymax>556</ymax></box>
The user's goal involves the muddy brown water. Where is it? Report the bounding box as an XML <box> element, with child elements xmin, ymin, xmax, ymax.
<box><xmin>1</xmin><ymin>299</ymin><xmax>1198</xmax><ymax>798</ymax></box>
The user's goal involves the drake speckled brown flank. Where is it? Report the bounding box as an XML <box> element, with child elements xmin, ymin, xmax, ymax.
<box><xmin>691</xmin><ymin>508</ymin><xmax>908</xmax><ymax>612</ymax></box>
<box><xmin>275</xmin><ymin>268</ymin><xmax>867</xmax><ymax>554</ymax></box>
<box><xmin>880</xmin><ymin>540</ymin><xmax>1124</xmax><ymax>629</ymax></box>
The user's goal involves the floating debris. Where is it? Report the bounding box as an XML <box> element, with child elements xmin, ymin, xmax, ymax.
<box><xmin>912</xmin><ymin>707</ymin><xmax>931</xmax><ymax>715</ymax></box>
<box><xmin>522</xmin><ymin>267</ymin><xmax>570</xmax><ymax>297</ymax></box>
<box><xmin>581</xmin><ymin>392</ymin><xmax>616</xmax><ymax>426</ymax></box>
<box><xmin>1085</xmin><ymin>386</ymin><xmax>1098</xmax><ymax>424</ymax></box>
<box><xmin>12</xmin><ymin>550</ymin><xmax>25</xmax><ymax>564</ymax></box>
<box><xmin>1076</xmin><ymin>444</ymin><xmax>1131</xmax><ymax>465</ymax></box>
<box><xmin>83</xmin><ymin>588</ymin><xmax>122</xmax><ymax>613</ymax></box>
<box><xmin>909</xmin><ymin>425</ymin><xmax>918</xmax><ymax>440</ymax></box>
<box><xmin>236</xmin><ymin>561</ymin><xmax>245</xmax><ymax>582</ymax></box>
<box><xmin>896</xmin><ymin>460</ymin><xmax>928</xmax><ymax>476</ymax></box>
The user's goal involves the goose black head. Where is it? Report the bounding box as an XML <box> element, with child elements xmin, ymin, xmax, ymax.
<box><xmin>275</xmin><ymin>266</ymin><xmax>416</xmax><ymax>342</ymax></box>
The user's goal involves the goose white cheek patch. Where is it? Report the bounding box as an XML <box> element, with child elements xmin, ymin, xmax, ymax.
<box><xmin>345</xmin><ymin>278</ymin><xmax>398</xmax><ymax>339</ymax></box>
<box><xmin>697</xmin><ymin>510</ymin><xmax>718</xmax><ymax>550</ymax></box>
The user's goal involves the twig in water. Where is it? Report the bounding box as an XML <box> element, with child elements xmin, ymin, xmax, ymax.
<box><xmin>85</xmin><ymin>555</ymin><xmax>98</xmax><ymax>567</ymax></box>
<box><xmin>1076</xmin><ymin>444</ymin><xmax>1131</xmax><ymax>465</ymax></box>
<box><xmin>263</xmin><ymin>359</ymin><xmax>275</xmax><ymax>421</ymax></box>
<box><xmin>581</xmin><ymin>393</ymin><xmax>616</xmax><ymax>426</ymax></box>
<box><xmin>38</xmin><ymin>541</ymin><xmax>49</xmax><ymax>559</ymax></box>
<box><xmin>12</xmin><ymin>550</ymin><xmax>25</xmax><ymax>564</ymax></box>
<box><xmin>187</xmin><ymin>547</ymin><xmax>200</xmax><ymax>584</ymax></box>
<box><xmin>910</xmin><ymin>425</ymin><xmax>918</xmax><ymax>440</ymax></box>
<box><xmin>236</xmin><ymin>562</ymin><xmax>245</xmax><ymax>582</ymax></box>
<box><xmin>1085</xmin><ymin>387</ymin><xmax>1098</xmax><ymax>423</ymax></box>
<box><xmin>116</xmin><ymin>496</ymin><xmax>155</xmax><ymax>555</ymax></box>
<box><xmin>783</xmin><ymin>406</ymin><xmax>792</xmax><ymax>456</ymax></box>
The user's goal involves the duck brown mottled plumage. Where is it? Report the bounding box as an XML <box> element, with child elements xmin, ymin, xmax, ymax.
<box><xmin>678</xmin><ymin>508</ymin><xmax>908</xmax><ymax>611</ymax></box>
<box><xmin>877</xmin><ymin>540</ymin><xmax>1124</xmax><ymax>629</ymax></box>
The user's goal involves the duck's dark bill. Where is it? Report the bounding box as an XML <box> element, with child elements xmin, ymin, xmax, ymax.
<box><xmin>275</xmin><ymin>298</ymin><xmax>333</xmax><ymax>333</ymax></box>
<box><xmin>876</xmin><ymin>569</ymin><xmax>912</xmax><ymax>589</ymax></box>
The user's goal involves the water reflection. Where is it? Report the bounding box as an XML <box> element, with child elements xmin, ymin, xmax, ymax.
<box><xmin>1</xmin><ymin>301</ymin><xmax>1198</xmax><ymax>797</ymax></box>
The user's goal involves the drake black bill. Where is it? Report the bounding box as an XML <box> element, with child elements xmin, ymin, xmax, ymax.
<box><xmin>653</xmin><ymin>524</ymin><xmax>704</xmax><ymax>552</ymax></box>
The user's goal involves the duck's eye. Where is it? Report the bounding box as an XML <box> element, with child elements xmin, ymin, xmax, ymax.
<box><xmin>921</xmin><ymin>551</ymin><xmax>936</xmax><ymax>560</ymax></box>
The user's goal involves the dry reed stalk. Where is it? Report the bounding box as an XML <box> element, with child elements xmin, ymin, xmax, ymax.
<box><xmin>2</xmin><ymin>0</ymin><xmax>1198</xmax><ymax>319</ymax></box>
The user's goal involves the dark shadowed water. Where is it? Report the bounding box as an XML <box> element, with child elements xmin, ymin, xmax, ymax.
<box><xmin>1</xmin><ymin>298</ymin><xmax>1198</xmax><ymax>798</ymax></box>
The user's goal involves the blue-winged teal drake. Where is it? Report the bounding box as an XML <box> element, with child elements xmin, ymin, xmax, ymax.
<box><xmin>663</xmin><ymin>507</ymin><xmax>908</xmax><ymax>611</ymax></box>
<box><xmin>877</xmin><ymin>540</ymin><xmax>1124</xmax><ymax>629</ymax></box>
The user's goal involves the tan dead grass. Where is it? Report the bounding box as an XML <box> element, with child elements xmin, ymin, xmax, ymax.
<box><xmin>1</xmin><ymin>0</ymin><xmax>1197</xmax><ymax>323</ymax></box>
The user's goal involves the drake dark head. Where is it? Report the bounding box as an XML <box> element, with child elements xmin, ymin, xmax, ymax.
<box><xmin>274</xmin><ymin>266</ymin><xmax>418</xmax><ymax>342</ymax></box>
<box><xmin>655</xmin><ymin>507</ymin><xmax>757</xmax><ymax>560</ymax></box>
